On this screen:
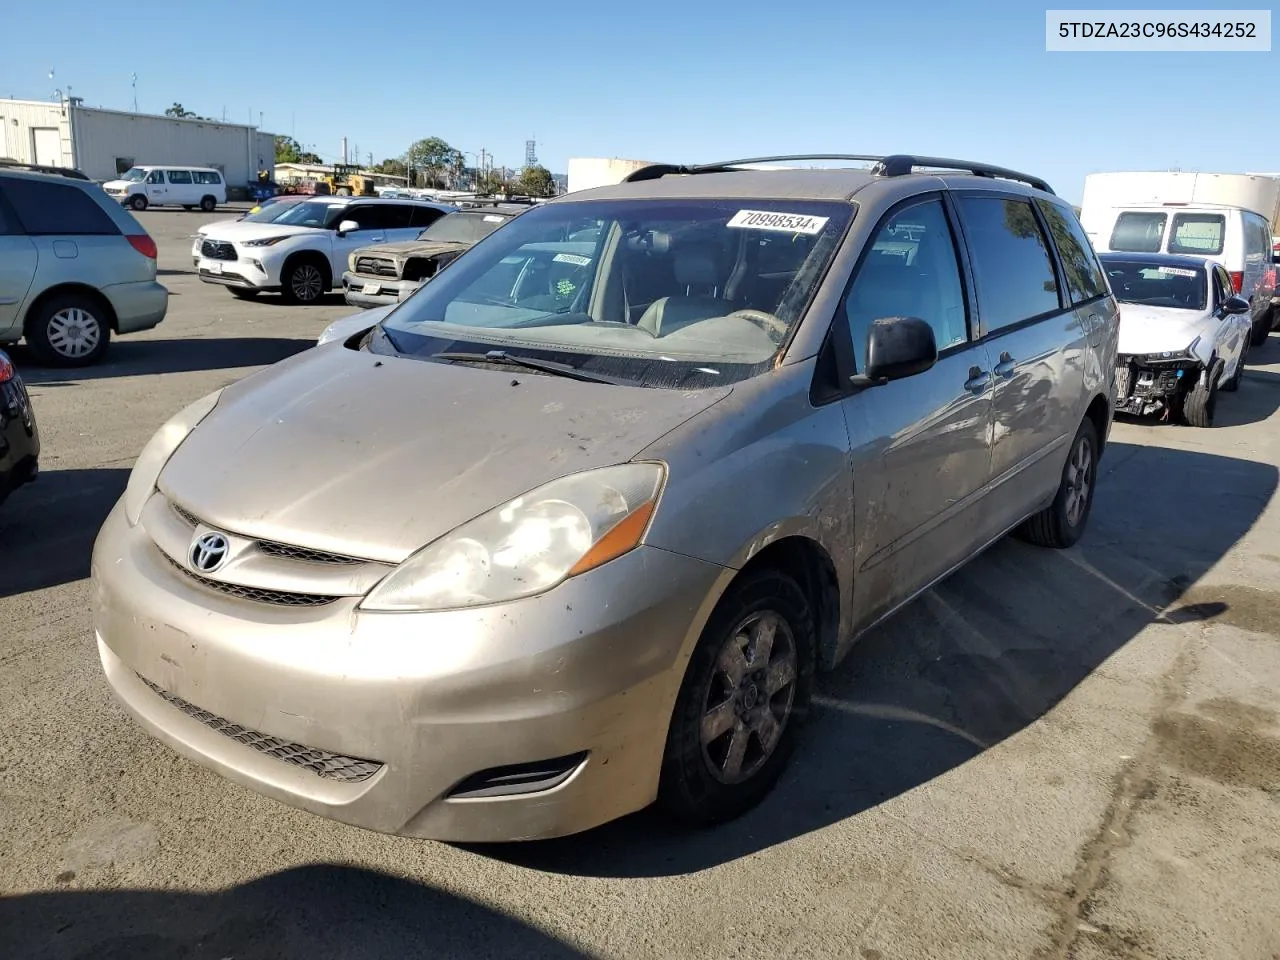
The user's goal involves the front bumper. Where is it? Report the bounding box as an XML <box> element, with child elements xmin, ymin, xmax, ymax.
<box><xmin>91</xmin><ymin>498</ymin><xmax>726</xmax><ymax>841</ymax></box>
<box><xmin>342</xmin><ymin>271</ymin><xmax>422</xmax><ymax>309</ymax></box>
<box><xmin>0</xmin><ymin>372</ymin><xmax>39</xmax><ymax>500</ymax></box>
<box><xmin>102</xmin><ymin>280</ymin><xmax>168</xmax><ymax>334</ymax></box>
<box><xmin>197</xmin><ymin>256</ymin><xmax>276</xmax><ymax>291</ymax></box>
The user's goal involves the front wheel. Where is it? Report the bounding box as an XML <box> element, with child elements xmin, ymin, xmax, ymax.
<box><xmin>129</xmin><ymin>195</ymin><xmax>147</xmax><ymax>212</ymax></box>
<box><xmin>280</xmin><ymin>259</ymin><xmax>327</xmax><ymax>304</ymax></box>
<box><xmin>1181</xmin><ymin>359</ymin><xmax>1222</xmax><ymax>427</ymax></box>
<box><xmin>1015</xmin><ymin>417</ymin><xmax>1098</xmax><ymax>549</ymax></box>
<box><xmin>658</xmin><ymin>568</ymin><xmax>815</xmax><ymax>826</ymax></box>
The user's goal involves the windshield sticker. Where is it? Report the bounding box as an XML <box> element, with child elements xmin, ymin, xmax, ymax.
<box><xmin>483</xmin><ymin>215</ymin><xmax>504</xmax><ymax>222</ymax></box>
<box><xmin>1156</xmin><ymin>266</ymin><xmax>1197</xmax><ymax>277</ymax></box>
<box><xmin>553</xmin><ymin>253</ymin><xmax>592</xmax><ymax>266</ymax></box>
<box><xmin>727</xmin><ymin>209</ymin><xmax>829</xmax><ymax>235</ymax></box>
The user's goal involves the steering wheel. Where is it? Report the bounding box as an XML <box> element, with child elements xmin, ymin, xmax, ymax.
<box><xmin>728</xmin><ymin>309</ymin><xmax>789</xmax><ymax>339</ymax></box>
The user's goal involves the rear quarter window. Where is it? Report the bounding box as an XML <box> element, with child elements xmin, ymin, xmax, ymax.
<box><xmin>1110</xmin><ymin>211</ymin><xmax>1167</xmax><ymax>253</ymax></box>
<box><xmin>3</xmin><ymin>178</ymin><xmax>119</xmax><ymax>236</ymax></box>
<box><xmin>1168</xmin><ymin>213</ymin><xmax>1224</xmax><ymax>255</ymax></box>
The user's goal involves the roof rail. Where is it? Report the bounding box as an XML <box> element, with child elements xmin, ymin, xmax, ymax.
<box><xmin>0</xmin><ymin>159</ymin><xmax>92</xmax><ymax>181</ymax></box>
<box><xmin>621</xmin><ymin>154</ymin><xmax>1054</xmax><ymax>195</ymax></box>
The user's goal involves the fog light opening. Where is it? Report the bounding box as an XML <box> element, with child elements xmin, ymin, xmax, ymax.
<box><xmin>445</xmin><ymin>751</ymin><xmax>589</xmax><ymax>800</ymax></box>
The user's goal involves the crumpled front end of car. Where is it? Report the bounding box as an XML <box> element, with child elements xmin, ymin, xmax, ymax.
<box><xmin>1113</xmin><ymin>349</ymin><xmax>1204</xmax><ymax>418</ymax></box>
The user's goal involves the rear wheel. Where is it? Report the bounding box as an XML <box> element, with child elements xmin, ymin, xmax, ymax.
<box><xmin>1015</xmin><ymin>417</ymin><xmax>1098</xmax><ymax>549</ymax></box>
<box><xmin>658</xmin><ymin>567</ymin><xmax>815</xmax><ymax>826</ymax></box>
<box><xmin>280</xmin><ymin>258</ymin><xmax>327</xmax><ymax>304</ymax></box>
<box><xmin>200</xmin><ymin>195</ymin><xmax>216</xmax><ymax>212</ymax></box>
<box><xmin>1249</xmin><ymin>308</ymin><xmax>1271</xmax><ymax>346</ymax></box>
<box><xmin>25</xmin><ymin>293</ymin><xmax>111</xmax><ymax>367</ymax></box>
<box><xmin>129</xmin><ymin>195</ymin><xmax>147</xmax><ymax>212</ymax></box>
<box><xmin>1181</xmin><ymin>359</ymin><xmax>1222</xmax><ymax>427</ymax></box>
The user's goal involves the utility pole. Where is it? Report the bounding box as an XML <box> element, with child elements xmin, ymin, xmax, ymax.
<box><xmin>341</xmin><ymin>136</ymin><xmax>348</xmax><ymax>164</ymax></box>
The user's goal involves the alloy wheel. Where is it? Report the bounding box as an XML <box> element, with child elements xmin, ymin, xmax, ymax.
<box><xmin>291</xmin><ymin>264</ymin><xmax>324</xmax><ymax>302</ymax></box>
<box><xmin>1064</xmin><ymin>435</ymin><xmax>1093</xmax><ymax>527</ymax></box>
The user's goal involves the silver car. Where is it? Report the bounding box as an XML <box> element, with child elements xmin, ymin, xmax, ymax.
<box><xmin>92</xmin><ymin>153</ymin><xmax>1119</xmax><ymax>842</ymax></box>
<box><xmin>0</xmin><ymin>163</ymin><xmax>168</xmax><ymax>367</ymax></box>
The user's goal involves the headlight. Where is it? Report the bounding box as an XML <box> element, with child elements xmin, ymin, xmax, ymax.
<box><xmin>360</xmin><ymin>462</ymin><xmax>666</xmax><ymax>612</ymax></box>
<box><xmin>241</xmin><ymin>235</ymin><xmax>288</xmax><ymax>247</ymax></box>
<box><xmin>122</xmin><ymin>390</ymin><xmax>223</xmax><ymax>526</ymax></box>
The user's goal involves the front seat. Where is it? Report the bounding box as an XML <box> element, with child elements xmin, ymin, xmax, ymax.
<box><xmin>637</xmin><ymin>249</ymin><xmax>734</xmax><ymax>337</ymax></box>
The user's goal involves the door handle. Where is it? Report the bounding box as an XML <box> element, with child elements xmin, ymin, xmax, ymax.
<box><xmin>993</xmin><ymin>352</ymin><xmax>1016</xmax><ymax>379</ymax></box>
<box><xmin>964</xmin><ymin>368</ymin><xmax>991</xmax><ymax>394</ymax></box>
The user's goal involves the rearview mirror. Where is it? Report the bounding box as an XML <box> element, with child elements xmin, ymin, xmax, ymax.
<box><xmin>1221</xmin><ymin>295</ymin><xmax>1250</xmax><ymax>315</ymax></box>
<box><xmin>855</xmin><ymin>316</ymin><xmax>938</xmax><ymax>386</ymax></box>
<box><xmin>337</xmin><ymin>219</ymin><xmax>360</xmax><ymax>236</ymax></box>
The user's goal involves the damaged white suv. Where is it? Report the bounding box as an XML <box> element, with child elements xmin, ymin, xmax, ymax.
<box><xmin>1101</xmin><ymin>252</ymin><xmax>1253</xmax><ymax>427</ymax></box>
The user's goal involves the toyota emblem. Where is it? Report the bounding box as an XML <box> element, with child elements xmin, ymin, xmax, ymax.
<box><xmin>189</xmin><ymin>532</ymin><xmax>230</xmax><ymax>573</ymax></box>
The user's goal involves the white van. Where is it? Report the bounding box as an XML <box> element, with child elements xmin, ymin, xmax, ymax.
<box><xmin>1081</xmin><ymin>172</ymin><xmax>1278</xmax><ymax>345</ymax></box>
<box><xmin>103</xmin><ymin>166</ymin><xmax>227</xmax><ymax>213</ymax></box>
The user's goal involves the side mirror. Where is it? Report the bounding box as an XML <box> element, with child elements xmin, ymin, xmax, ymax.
<box><xmin>337</xmin><ymin>219</ymin><xmax>360</xmax><ymax>236</ymax></box>
<box><xmin>854</xmin><ymin>316</ymin><xmax>938</xmax><ymax>386</ymax></box>
<box><xmin>1221</xmin><ymin>295</ymin><xmax>1251</xmax><ymax>316</ymax></box>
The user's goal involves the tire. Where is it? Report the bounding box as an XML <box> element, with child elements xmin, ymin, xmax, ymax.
<box><xmin>229</xmin><ymin>288</ymin><xmax>260</xmax><ymax>300</ymax></box>
<box><xmin>335</xmin><ymin>187</ymin><xmax>351</xmax><ymax>197</ymax></box>
<box><xmin>25</xmin><ymin>293</ymin><xmax>111</xmax><ymax>368</ymax></box>
<box><xmin>280</xmin><ymin>257</ymin><xmax>328</xmax><ymax>304</ymax></box>
<box><xmin>200</xmin><ymin>196</ymin><xmax>216</xmax><ymax>212</ymax></box>
<box><xmin>129</xmin><ymin>195</ymin><xmax>147</xmax><ymax>212</ymax></box>
<box><xmin>1222</xmin><ymin>345</ymin><xmax>1247</xmax><ymax>393</ymax></box>
<box><xmin>1015</xmin><ymin>417</ymin><xmax>1099</xmax><ymax>549</ymax></box>
<box><xmin>1249</xmin><ymin>309</ymin><xmax>1271</xmax><ymax>347</ymax></box>
<box><xmin>657</xmin><ymin>567</ymin><xmax>816</xmax><ymax>827</ymax></box>
<box><xmin>1181</xmin><ymin>359</ymin><xmax>1222</xmax><ymax>427</ymax></box>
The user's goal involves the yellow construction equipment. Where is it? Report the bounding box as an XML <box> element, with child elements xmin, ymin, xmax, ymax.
<box><xmin>325</xmin><ymin>163</ymin><xmax>375</xmax><ymax>197</ymax></box>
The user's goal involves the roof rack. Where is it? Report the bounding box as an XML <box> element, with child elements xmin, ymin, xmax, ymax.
<box><xmin>0</xmin><ymin>159</ymin><xmax>92</xmax><ymax>181</ymax></box>
<box><xmin>621</xmin><ymin>154</ymin><xmax>1054</xmax><ymax>195</ymax></box>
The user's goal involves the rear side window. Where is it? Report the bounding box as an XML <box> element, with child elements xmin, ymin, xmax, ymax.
<box><xmin>1168</xmin><ymin>213</ymin><xmax>1224</xmax><ymax>255</ymax></box>
<box><xmin>1110</xmin><ymin>212</ymin><xmax>1166</xmax><ymax>253</ymax></box>
<box><xmin>167</xmin><ymin>169</ymin><xmax>193</xmax><ymax>184</ymax></box>
<box><xmin>1037</xmin><ymin>199</ymin><xmax>1108</xmax><ymax>304</ymax></box>
<box><xmin>3</xmin><ymin>178</ymin><xmax>119</xmax><ymax>236</ymax></box>
<box><xmin>956</xmin><ymin>195</ymin><xmax>1061</xmax><ymax>332</ymax></box>
<box><xmin>194</xmin><ymin>171</ymin><xmax>222</xmax><ymax>185</ymax></box>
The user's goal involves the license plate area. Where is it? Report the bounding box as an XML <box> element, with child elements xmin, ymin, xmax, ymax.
<box><xmin>362</xmin><ymin>282</ymin><xmax>380</xmax><ymax>295</ymax></box>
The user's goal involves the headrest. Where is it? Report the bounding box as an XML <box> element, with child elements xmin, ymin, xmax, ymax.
<box><xmin>675</xmin><ymin>251</ymin><xmax>721</xmax><ymax>288</ymax></box>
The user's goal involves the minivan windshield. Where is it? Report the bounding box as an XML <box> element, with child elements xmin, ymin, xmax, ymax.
<box><xmin>373</xmin><ymin>198</ymin><xmax>853</xmax><ymax>388</ymax></box>
<box><xmin>119</xmin><ymin>168</ymin><xmax>147</xmax><ymax>182</ymax></box>
<box><xmin>1100</xmin><ymin>257</ymin><xmax>1207</xmax><ymax>311</ymax></box>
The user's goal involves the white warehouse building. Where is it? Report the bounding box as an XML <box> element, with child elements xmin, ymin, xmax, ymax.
<box><xmin>0</xmin><ymin>98</ymin><xmax>276</xmax><ymax>188</ymax></box>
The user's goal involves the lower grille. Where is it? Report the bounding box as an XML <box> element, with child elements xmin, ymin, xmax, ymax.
<box><xmin>163</xmin><ymin>553</ymin><xmax>339</xmax><ymax>607</ymax></box>
<box><xmin>137</xmin><ymin>674</ymin><xmax>383</xmax><ymax>783</ymax></box>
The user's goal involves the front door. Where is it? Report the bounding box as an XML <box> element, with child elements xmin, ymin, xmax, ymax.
<box><xmin>838</xmin><ymin>194</ymin><xmax>996</xmax><ymax>630</ymax></box>
<box><xmin>144</xmin><ymin>169</ymin><xmax>167</xmax><ymax>204</ymax></box>
<box><xmin>952</xmin><ymin>193</ymin><xmax>1093</xmax><ymax>533</ymax></box>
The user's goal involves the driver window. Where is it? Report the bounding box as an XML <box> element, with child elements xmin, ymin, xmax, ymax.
<box><xmin>843</xmin><ymin>197</ymin><xmax>969</xmax><ymax>370</ymax></box>
<box><xmin>145</xmin><ymin>170</ymin><xmax>165</xmax><ymax>184</ymax></box>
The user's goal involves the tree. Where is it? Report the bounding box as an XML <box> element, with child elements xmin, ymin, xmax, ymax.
<box><xmin>517</xmin><ymin>164</ymin><xmax>555</xmax><ymax>198</ymax></box>
<box><xmin>275</xmin><ymin>135</ymin><xmax>321</xmax><ymax>165</ymax></box>
<box><xmin>406</xmin><ymin>137</ymin><xmax>463</xmax><ymax>188</ymax></box>
<box><xmin>374</xmin><ymin>158</ymin><xmax>408</xmax><ymax>179</ymax></box>
<box><xmin>165</xmin><ymin>102</ymin><xmax>196</xmax><ymax>118</ymax></box>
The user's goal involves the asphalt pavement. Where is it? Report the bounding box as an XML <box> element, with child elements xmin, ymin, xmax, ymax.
<box><xmin>2</xmin><ymin>205</ymin><xmax>1279</xmax><ymax>959</ymax></box>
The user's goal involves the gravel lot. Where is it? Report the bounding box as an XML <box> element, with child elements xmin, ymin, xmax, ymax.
<box><xmin>2</xmin><ymin>204</ymin><xmax>1280</xmax><ymax>960</ymax></box>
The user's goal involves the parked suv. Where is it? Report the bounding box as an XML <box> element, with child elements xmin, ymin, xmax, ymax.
<box><xmin>342</xmin><ymin>203</ymin><xmax>531</xmax><ymax>309</ymax></box>
<box><xmin>92</xmin><ymin>154</ymin><xmax>1117</xmax><ymax>842</ymax></box>
<box><xmin>193</xmin><ymin>197</ymin><xmax>454</xmax><ymax>304</ymax></box>
<box><xmin>0</xmin><ymin>165</ymin><xmax>168</xmax><ymax>367</ymax></box>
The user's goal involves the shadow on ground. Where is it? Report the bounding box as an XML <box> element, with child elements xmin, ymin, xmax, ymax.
<box><xmin>11</xmin><ymin>337</ymin><xmax>313</xmax><ymax>382</ymax></box>
<box><xmin>0</xmin><ymin>864</ymin><xmax>586</xmax><ymax>960</ymax></box>
<box><xmin>0</xmin><ymin>468</ymin><xmax>127</xmax><ymax>597</ymax></box>
<box><xmin>472</xmin><ymin>439</ymin><xmax>1277</xmax><ymax>877</ymax></box>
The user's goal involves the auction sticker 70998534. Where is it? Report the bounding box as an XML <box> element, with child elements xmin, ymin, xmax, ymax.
<box><xmin>726</xmin><ymin>210</ymin><xmax>830</xmax><ymax>235</ymax></box>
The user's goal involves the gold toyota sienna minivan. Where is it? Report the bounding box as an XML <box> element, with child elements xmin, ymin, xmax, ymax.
<box><xmin>92</xmin><ymin>154</ymin><xmax>1119</xmax><ymax>842</ymax></box>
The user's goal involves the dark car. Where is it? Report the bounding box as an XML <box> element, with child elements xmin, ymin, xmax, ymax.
<box><xmin>0</xmin><ymin>349</ymin><xmax>39</xmax><ymax>505</ymax></box>
<box><xmin>340</xmin><ymin>203</ymin><xmax>533</xmax><ymax>308</ymax></box>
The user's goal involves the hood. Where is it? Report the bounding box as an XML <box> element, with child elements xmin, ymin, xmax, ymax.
<box><xmin>201</xmin><ymin>222</ymin><xmax>320</xmax><ymax>243</ymax></box>
<box><xmin>1117</xmin><ymin>303</ymin><xmax>1213</xmax><ymax>358</ymax></box>
<box><xmin>356</xmin><ymin>239</ymin><xmax>469</xmax><ymax>260</ymax></box>
<box><xmin>317</xmin><ymin>306</ymin><xmax>393</xmax><ymax>345</ymax></box>
<box><xmin>156</xmin><ymin>344</ymin><xmax>730</xmax><ymax>563</ymax></box>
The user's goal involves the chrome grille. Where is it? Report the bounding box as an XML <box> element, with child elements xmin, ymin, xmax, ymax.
<box><xmin>169</xmin><ymin>501</ymin><xmax>361</xmax><ymax>566</ymax></box>
<box><xmin>137</xmin><ymin>674</ymin><xmax>383</xmax><ymax>783</ymax></box>
<box><xmin>200</xmin><ymin>239</ymin><xmax>237</xmax><ymax>261</ymax></box>
<box><xmin>163</xmin><ymin>553</ymin><xmax>339</xmax><ymax>607</ymax></box>
<box><xmin>354</xmin><ymin>256</ymin><xmax>398</xmax><ymax>278</ymax></box>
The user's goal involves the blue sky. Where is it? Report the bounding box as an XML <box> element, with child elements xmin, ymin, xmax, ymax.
<box><xmin>4</xmin><ymin>0</ymin><xmax>1276</xmax><ymax>203</ymax></box>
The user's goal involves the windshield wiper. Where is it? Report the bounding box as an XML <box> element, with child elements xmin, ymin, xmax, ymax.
<box><xmin>430</xmin><ymin>349</ymin><xmax>632</xmax><ymax>385</ymax></box>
